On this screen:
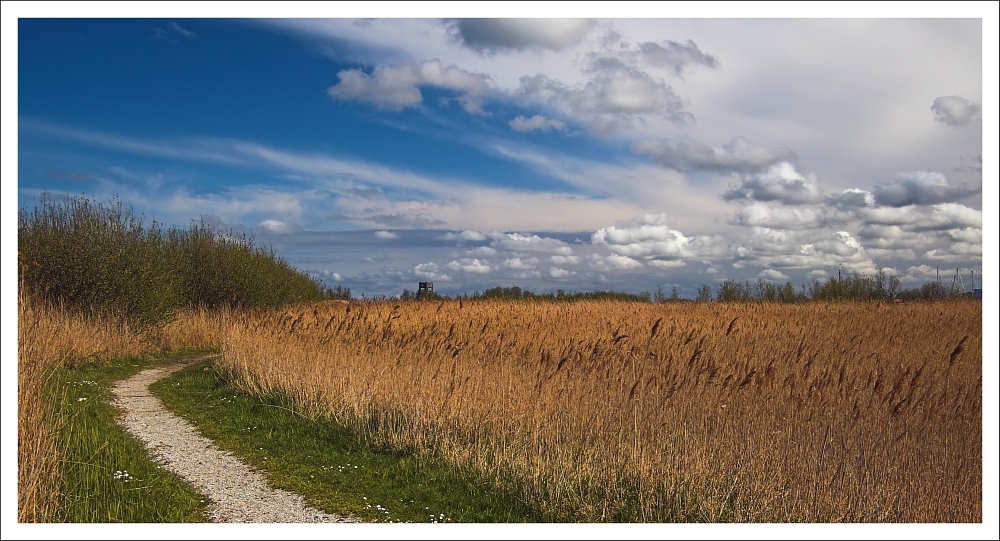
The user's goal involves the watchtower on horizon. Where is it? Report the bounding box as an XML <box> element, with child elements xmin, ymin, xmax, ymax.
<box><xmin>416</xmin><ymin>281</ymin><xmax>434</xmax><ymax>299</ymax></box>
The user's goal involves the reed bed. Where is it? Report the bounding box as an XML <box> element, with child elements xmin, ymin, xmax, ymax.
<box><xmin>216</xmin><ymin>299</ymin><xmax>982</xmax><ymax>522</ymax></box>
<box><xmin>17</xmin><ymin>292</ymin><xmax>149</xmax><ymax>522</ymax></box>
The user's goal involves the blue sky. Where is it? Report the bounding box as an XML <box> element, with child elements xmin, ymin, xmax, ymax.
<box><xmin>7</xmin><ymin>4</ymin><xmax>995</xmax><ymax>300</ymax></box>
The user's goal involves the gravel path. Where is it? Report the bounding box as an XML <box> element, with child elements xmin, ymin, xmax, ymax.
<box><xmin>111</xmin><ymin>356</ymin><xmax>360</xmax><ymax>523</ymax></box>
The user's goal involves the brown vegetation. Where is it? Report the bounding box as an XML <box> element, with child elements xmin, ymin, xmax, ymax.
<box><xmin>215</xmin><ymin>299</ymin><xmax>982</xmax><ymax>522</ymax></box>
<box><xmin>16</xmin><ymin>294</ymin><xmax>228</xmax><ymax>522</ymax></box>
<box><xmin>18</xmin><ymin>292</ymin><xmax>146</xmax><ymax>521</ymax></box>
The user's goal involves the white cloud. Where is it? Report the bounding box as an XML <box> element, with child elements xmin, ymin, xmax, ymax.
<box><xmin>501</xmin><ymin>257</ymin><xmax>539</xmax><ymax>271</ymax></box>
<box><xmin>374</xmin><ymin>230</ymin><xmax>399</xmax><ymax>240</ymax></box>
<box><xmin>440</xmin><ymin>230</ymin><xmax>489</xmax><ymax>242</ymax></box>
<box><xmin>921</xmin><ymin>203</ymin><xmax>982</xmax><ymax>230</ymax></box>
<box><xmin>328</xmin><ymin>60</ymin><xmax>493</xmax><ymax>113</ymax></box>
<box><xmin>723</xmin><ymin>162</ymin><xmax>824</xmax><ymax>205</ymax></box>
<box><xmin>509</xmin><ymin>114</ymin><xmax>566</xmax><ymax>132</ymax></box>
<box><xmin>925</xmin><ymin>242</ymin><xmax>982</xmax><ymax>261</ymax></box>
<box><xmin>632</xmin><ymin>136</ymin><xmax>795</xmax><ymax>174</ymax></box>
<box><xmin>465</xmin><ymin>246</ymin><xmax>497</xmax><ymax>257</ymax></box>
<box><xmin>549</xmin><ymin>267</ymin><xmax>574</xmax><ymax>278</ymax></box>
<box><xmin>758</xmin><ymin>269</ymin><xmax>790</xmax><ymax>282</ymax></box>
<box><xmin>413</xmin><ymin>262</ymin><xmax>451</xmax><ymax>281</ymax></box>
<box><xmin>491</xmin><ymin>233</ymin><xmax>574</xmax><ymax>255</ymax></box>
<box><xmin>447</xmin><ymin>258</ymin><xmax>492</xmax><ymax>274</ymax></box>
<box><xmin>730</xmin><ymin>202</ymin><xmax>827</xmax><ymax>230</ymax></box>
<box><xmin>592</xmin><ymin>213</ymin><xmax>725</xmax><ymax>261</ymax></box>
<box><xmin>257</xmin><ymin>219</ymin><xmax>301</xmax><ymax>234</ymax></box>
<box><xmin>550</xmin><ymin>254</ymin><xmax>581</xmax><ymax>266</ymax></box>
<box><xmin>856</xmin><ymin>224</ymin><xmax>936</xmax><ymax>250</ymax></box>
<box><xmin>590</xmin><ymin>253</ymin><xmax>643</xmax><ymax>270</ymax></box>
<box><xmin>945</xmin><ymin>227</ymin><xmax>982</xmax><ymax>244</ymax></box>
<box><xmin>517</xmin><ymin>61</ymin><xmax>690</xmax><ymax>134</ymax></box>
<box><xmin>931</xmin><ymin>96</ymin><xmax>982</xmax><ymax>126</ymax></box>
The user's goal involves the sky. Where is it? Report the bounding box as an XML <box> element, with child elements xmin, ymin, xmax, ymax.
<box><xmin>3</xmin><ymin>4</ymin><xmax>998</xmax><ymax>538</ymax></box>
<box><xmin>6</xmin><ymin>3</ymin><xmax>994</xmax><ymax>300</ymax></box>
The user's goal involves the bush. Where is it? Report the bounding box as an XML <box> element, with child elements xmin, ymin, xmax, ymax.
<box><xmin>18</xmin><ymin>194</ymin><xmax>180</xmax><ymax>331</ymax></box>
<box><xmin>19</xmin><ymin>193</ymin><xmax>326</xmax><ymax>330</ymax></box>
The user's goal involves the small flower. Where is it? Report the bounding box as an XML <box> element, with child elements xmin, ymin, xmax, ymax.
<box><xmin>77</xmin><ymin>397</ymin><xmax>87</xmax><ymax>402</ymax></box>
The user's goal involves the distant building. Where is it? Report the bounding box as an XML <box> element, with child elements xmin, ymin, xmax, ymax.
<box><xmin>416</xmin><ymin>281</ymin><xmax>434</xmax><ymax>299</ymax></box>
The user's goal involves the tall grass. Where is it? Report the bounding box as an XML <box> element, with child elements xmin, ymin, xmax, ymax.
<box><xmin>215</xmin><ymin>299</ymin><xmax>982</xmax><ymax>522</ymax></box>
<box><xmin>17</xmin><ymin>290</ymin><xmax>150</xmax><ymax>522</ymax></box>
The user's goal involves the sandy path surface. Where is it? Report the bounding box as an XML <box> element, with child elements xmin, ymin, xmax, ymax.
<box><xmin>111</xmin><ymin>356</ymin><xmax>360</xmax><ymax>523</ymax></box>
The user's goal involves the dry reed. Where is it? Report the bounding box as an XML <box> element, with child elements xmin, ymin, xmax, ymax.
<box><xmin>17</xmin><ymin>291</ymin><xmax>147</xmax><ymax>521</ymax></box>
<box><xmin>215</xmin><ymin>299</ymin><xmax>982</xmax><ymax>522</ymax></box>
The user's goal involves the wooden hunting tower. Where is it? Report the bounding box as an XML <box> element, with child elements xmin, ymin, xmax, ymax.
<box><xmin>416</xmin><ymin>281</ymin><xmax>434</xmax><ymax>299</ymax></box>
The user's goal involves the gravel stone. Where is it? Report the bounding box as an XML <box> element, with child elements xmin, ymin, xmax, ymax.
<box><xmin>112</xmin><ymin>357</ymin><xmax>360</xmax><ymax>523</ymax></box>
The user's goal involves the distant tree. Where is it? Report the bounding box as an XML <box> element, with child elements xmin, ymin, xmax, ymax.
<box><xmin>696</xmin><ymin>284</ymin><xmax>713</xmax><ymax>302</ymax></box>
<box><xmin>653</xmin><ymin>286</ymin><xmax>667</xmax><ymax>303</ymax></box>
<box><xmin>324</xmin><ymin>285</ymin><xmax>351</xmax><ymax>300</ymax></box>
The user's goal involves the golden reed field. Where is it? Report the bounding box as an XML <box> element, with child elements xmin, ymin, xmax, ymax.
<box><xmin>20</xmin><ymin>294</ymin><xmax>981</xmax><ymax>522</ymax></box>
<box><xmin>17</xmin><ymin>292</ymin><xmax>151</xmax><ymax>522</ymax></box>
<box><xmin>215</xmin><ymin>299</ymin><xmax>981</xmax><ymax>522</ymax></box>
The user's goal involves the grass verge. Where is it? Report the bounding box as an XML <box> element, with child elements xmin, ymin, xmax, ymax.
<box><xmin>150</xmin><ymin>359</ymin><xmax>544</xmax><ymax>523</ymax></box>
<box><xmin>46</xmin><ymin>349</ymin><xmax>215</xmax><ymax>522</ymax></box>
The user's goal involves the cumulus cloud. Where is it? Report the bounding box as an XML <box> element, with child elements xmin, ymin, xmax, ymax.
<box><xmin>758</xmin><ymin>269</ymin><xmax>790</xmax><ymax>282</ymax></box>
<box><xmin>490</xmin><ymin>233</ymin><xmax>574</xmax><ymax>255</ymax></box>
<box><xmin>256</xmin><ymin>219</ymin><xmax>301</xmax><ymax>234</ymax></box>
<box><xmin>328</xmin><ymin>60</ymin><xmax>492</xmax><ymax>113</ymax></box>
<box><xmin>549</xmin><ymin>267</ymin><xmax>574</xmax><ymax>278</ymax></box>
<box><xmin>856</xmin><ymin>224</ymin><xmax>936</xmax><ymax>250</ymax></box>
<box><xmin>920</xmin><ymin>203</ymin><xmax>982</xmax><ymax>230</ymax></box>
<box><xmin>465</xmin><ymin>246</ymin><xmax>497</xmax><ymax>257</ymax></box>
<box><xmin>733</xmin><ymin>230</ymin><xmax>876</xmax><ymax>275</ymax></box>
<box><xmin>723</xmin><ymin>162</ymin><xmax>824</xmax><ymax>205</ymax></box>
<box><xmin>925</xmin><ymin>242</ymin><xmax>982</xmax><ymax>261</ymax></box>
<box><xmin>872</xmin><ymin>171</ymin><xmax>978</xmax><ymax>207</ymax></box>
<box><xmin>509</xmin><ymin>114</ymin><xmax>566</xmax><ymax>133</ymax></box>
<box><xmin>501</xmin><ymin>257</ymin><xmax>539</xmax><ymax>271</ymax></box>
<box><xmin>730</xmin><ymin>202</ymin><xmax>828</xmax><ymax>230</ymax></box>
<box><xmin>413</xmin><ymin>262</ymin><xmax>451</xmax><ymax>281</ymax></box>
<box><xmin>518</xmin><ymin>65</ymin><xmax>690</xmax><ymax>134</ymax></box>
<box><xmin>945</xmin><ymin>227</ymin><xmax>981</xmax><ymax>244</ymax></box>
<box><xmin>808</xmin><ymin>231</ymin><xmax>865</xmax><ymax>258</ymax></box>
<box><xmin>634</xmin><ymin>39</ymin><xmax>719</xmax><ymax>76</ymax></box>
<box><xmin>827</xmin><ymin>188</ymin><xmax>874</xmax><ymax>210</ymax></box>
<box><xmin>931</xmin><ymin>96</ymin><xmax>981</xmax><ymax>126</ymax></box>
<box><xmin>447</xmin><ymin>258</ymin><xmax>491</xmax><ymax>274</ymax></box>
<box><xmin>592</xmin><ymin>213</ymin><xmax>725</xmax><ymax>262</ymax></box>
<box><xmin>632</xmin><ymin>136</ymin><xmax>796</xmax><ymax>174</ymax></box>
<box><xmin>374</xmin><ymin>230</ymin><xmax>399</xmax><ymax>240</ymax></box>
<box><xmin>590</xmin><ymin>253</ymin><xmax>643</xmax><ymax>271</ymax></box>
<box><xmin>447</xmin><ymin>18</ymin><xmax>595</xmax><ymax>54</ymax></box>
<box><xmin>550</xmin><ymin>254</ymin><xmax>581</xmax><ymax>266</ymax></box>
<box><xmin>440</xmin><ymin>229</ymin><xmax>489</xmax><ymax>242</ymax></box>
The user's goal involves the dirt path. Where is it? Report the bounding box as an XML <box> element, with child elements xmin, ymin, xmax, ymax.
<box><xmin>111</xmin><ymin>356</ymin><xmax>359</xmax><ymax>523</ymax></box>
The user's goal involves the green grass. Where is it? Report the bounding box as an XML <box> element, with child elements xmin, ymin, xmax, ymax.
<box><xmin>45</xmin><ymin>349</ymin><xmax>216</xmax><ymax>522</ymax></box>
<box><xmin>150</xmin><ymin>360</ymin><xmax>545</xmax><ymax>523</ymax></box>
